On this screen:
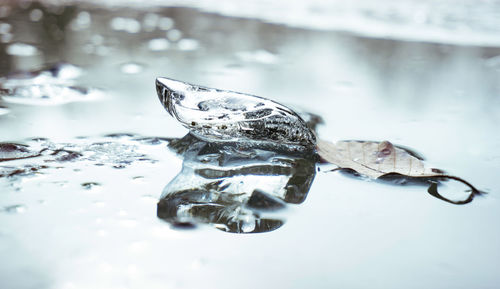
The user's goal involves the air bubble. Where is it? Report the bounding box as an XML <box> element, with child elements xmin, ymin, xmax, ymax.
<box><xmin>6</xmin><ymin>43</ymin><xmax>39</xmax><ymax>56</ymax></box>
<box><xmin>142</xmin><ymin>13</ymin><xmax>159</xmax><ymax>31</ymax></box>
<box><xmin>90</xmin><ymin>34</ymin><xmax>104</xmax><ymax>45</ymax></box>
<box><xmin>177</xmin><ymin>39</ymin><xmax>199</xmax><ymax>51</ymax></box>
<box><xmin>71</xmin><ymin>11</ymin><xmax>91</xmax><ymax>31</ymax></box>
<box><xmin>52</xmin><ymin>63</ymin><xmax>83</xmax><ymax>80</ymax></box>
<box><xmin>148</xmin><ymin>38</ymin><xmax>170</xmax><ymax>51</ymax></box>
<box><xmin>120</xmin><ymin>62</ymin><xmax>144</xmax><ymax>74</ymax></box>
<box><xmin>158</xmin><ymin>17</ymin><xmax>174</xmax><ymax>30</ymax></box>
<box><xmin>166</xmin><ymin>29</ymin><xmax>182</xmax><ymax>41</ymax></box>
<box><xmin>236</xmin><ymin>50</ymin><xmax>278</xmax><ymax>64</ymax></box>
<box><xmin>95</xmin><ymin>46</ymin><xmax>111</xmax><ymax>56</ymax></box>
<box><xmin>0</xmin><ymin>6</ymin><xmax>11</xmax><ymax>18</ymax></box>
<box><xmin>0</xmin><ymin>33</ymin><xmax>12</xmax><ymax>43</ymax></box>
<box><xmin>110</xmin><ymin>17</ymin><xmax>141</xmax><ymax>33</ymax></box>
<box><xmin>29</xmin><ymin>9</ymin><xmax>43</xmax><ymax>22</ymax></box>
<box><xmin>0</xmin><ymin>22</ymin><xmax>11</xmax><ymax>34</ymax></box>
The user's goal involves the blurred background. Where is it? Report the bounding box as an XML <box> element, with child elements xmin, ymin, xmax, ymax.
<box><xmin>0</xmin><ymin>0</ymin><xmax>499</xmax><ymax>288</ymax></box>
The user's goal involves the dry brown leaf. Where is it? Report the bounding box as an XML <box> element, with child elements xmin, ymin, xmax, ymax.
<box><xmin>316</xmin><ymin>139</ymin><xmax>443</xmax><ymax>178</ymax></box>
<box><xmin>316</xmin><ymin>139</ymin><xmax>483</xmax><ymax>204</ymax></box>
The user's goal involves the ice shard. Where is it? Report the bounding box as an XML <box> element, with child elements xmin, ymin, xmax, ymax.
<box><xmin>156</xmin><ymin>77</ymin><xmax>316</xmax><ymax>147</ymax></box>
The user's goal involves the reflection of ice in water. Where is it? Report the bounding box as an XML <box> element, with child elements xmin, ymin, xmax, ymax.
<box><xmin>158</xmin><ymin>134</ymin><xmax>316</xmax><ymax>233</ymax></box>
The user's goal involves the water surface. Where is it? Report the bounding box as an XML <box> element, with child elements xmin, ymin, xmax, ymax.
<box><xmin>1</xmin><ymin>2</ymin><xmax>500</xmax><ymax>289</ymax></box>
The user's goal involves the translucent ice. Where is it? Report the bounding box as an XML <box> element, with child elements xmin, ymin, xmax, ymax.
<box><xmin>157</xmin><ymin>134</ymin><xmax>316</xmax><ymax>233</ymax></box>
<box><xmin>156</xmin><ymin>77</ymin><xmax>316</xmax><ymax>147</ymax></box>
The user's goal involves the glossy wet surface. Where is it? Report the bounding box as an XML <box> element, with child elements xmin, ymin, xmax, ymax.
<box><xmin>1</xmin><ymin>2</ymin><xmax>500</xmax><ymax>289</ymax></box>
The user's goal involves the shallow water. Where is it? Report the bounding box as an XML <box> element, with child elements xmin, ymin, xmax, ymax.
<box><xmin>1</xmin><ymin>2</ymin><xmax>500</xmax><ymax>289</ymax></box>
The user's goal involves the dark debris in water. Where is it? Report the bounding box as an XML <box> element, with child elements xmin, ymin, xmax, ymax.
<box><xmin>50</xmin><ymin>149</ymin><xmax>82</xmax><ymax>162</ymax></box>
<box><xmin>0</xmin><ymin>164</ymin><xmax>48</xmax><ymax>178</ymax></box>
<box><xmin>2</xmin><ymin>204</ymin><xmax>27</xmax><ymax>214</ymax></box>
<box><xmin>81</xmin><ymin>182</ymin><xmax>101</xmax><ymax>190</ymax></box>
<box><xmin>0</xmin><ymin>133</ymin><xmax>170</xmax><ymax>181</ymax></box>
<box><xmin>105</xmin><ymin>133</ymin><xmax>136</xmax><ymax>139</ymax></box>
<box><xmin>0</xmin><ymin>143</ymin><xmax>43</xmax><ymax>162</ymax></box>
<box><xmin>171</xmin><ymin>221</ymin><xmax>197</xmax><ymax>229</ymax></box>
